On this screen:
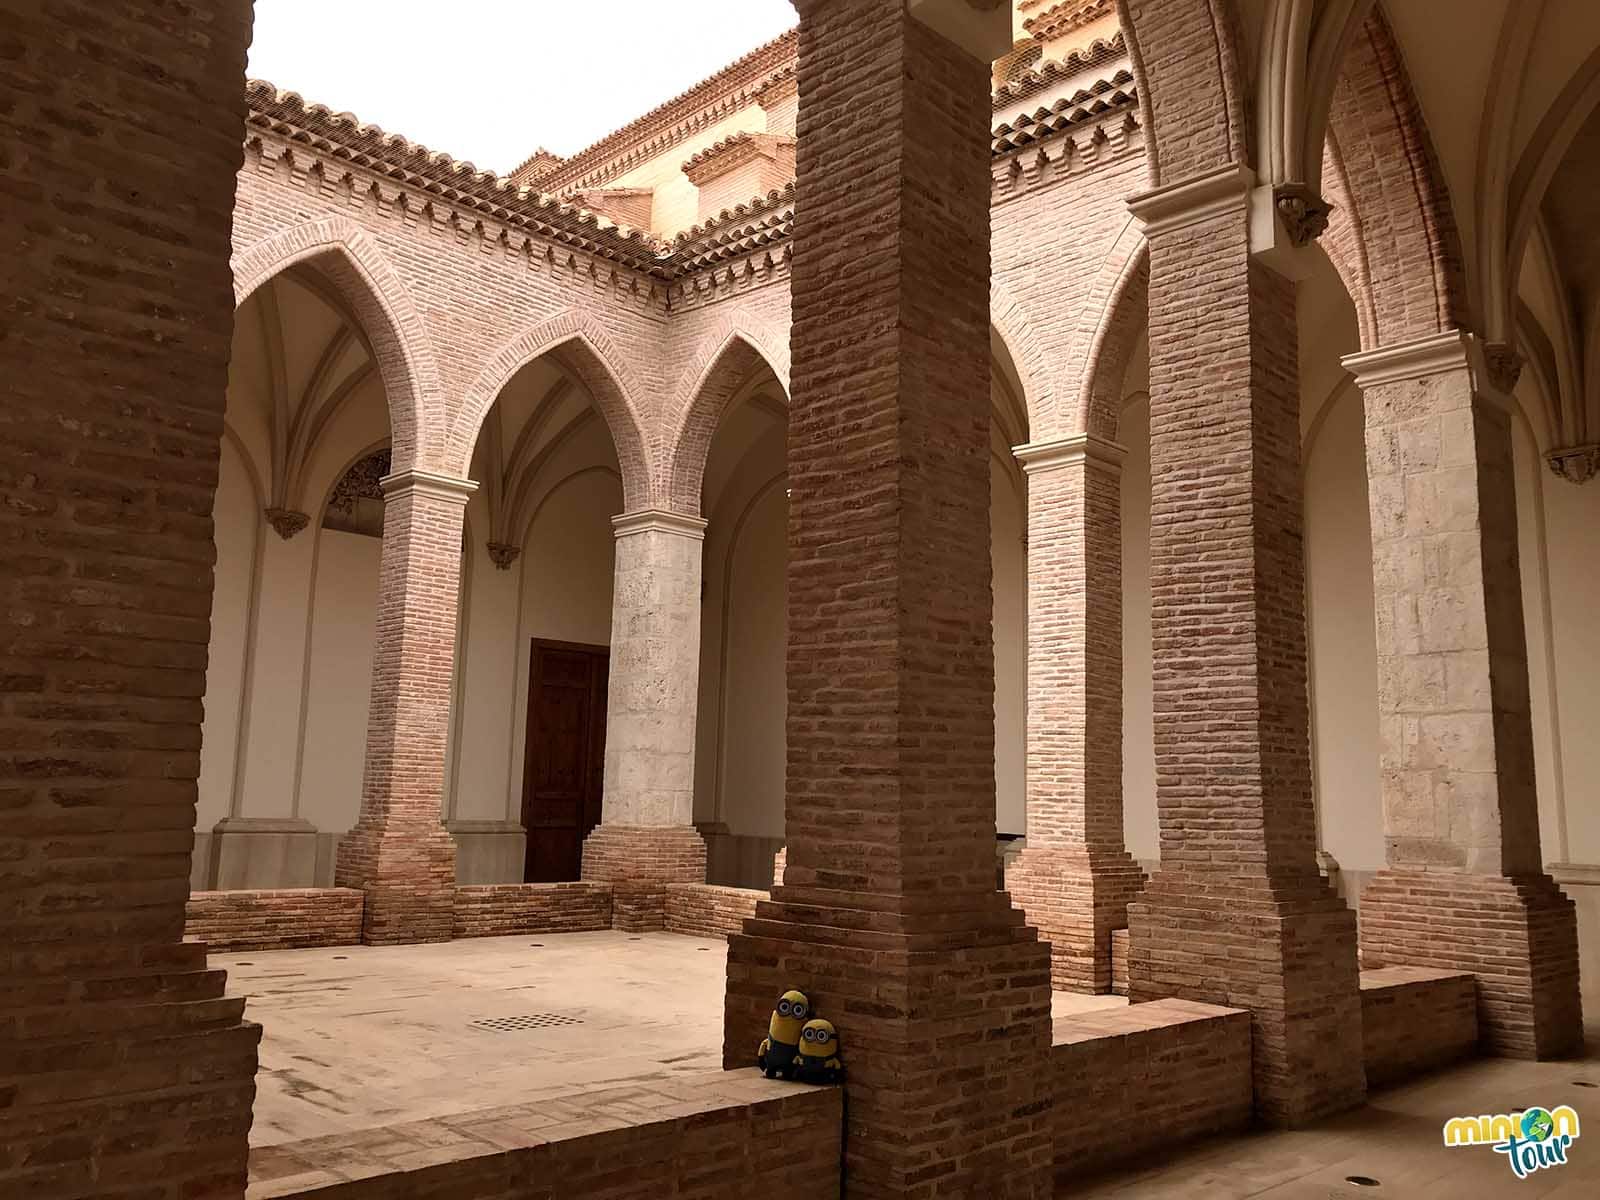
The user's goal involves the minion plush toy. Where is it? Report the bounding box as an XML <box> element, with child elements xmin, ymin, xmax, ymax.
<box><xmin>757</xmin><ymin>989</ymin><xmax>809</xmax><ymax>1079</ymax></box>
<box><xmin>792</xmin><ymin>1018</ymin><xmax>844</xmax><ymax>1085</ymax></box>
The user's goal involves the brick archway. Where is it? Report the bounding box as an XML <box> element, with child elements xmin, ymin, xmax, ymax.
<box><xmin>1070</xmin><ymin>223</ymin><xmax>1149</xmax><ymax>440</ymax></box>
<box><xmin>990</xmin><ymin>279</ymin><xmax>1049</xmax><ymax>434</ymax></box>
<box><xmin>661</xmin><ymin>319</ymin><xmax>789</xmax><ymax>516</ymax></box>
<box><xmin>449</xmin><ymin>311</ymin><xmax>653</xmax><ymax>513</ymax></box>
<box><xmin>231</xmin><ymin>216</ymin><xmax>441</xmax><ymax>471</ymax></box>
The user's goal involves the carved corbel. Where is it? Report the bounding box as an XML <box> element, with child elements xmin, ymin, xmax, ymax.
<box><xmin>486</xmin><ymin>542</ymin><xmax>522</xmax><ymax>570</ymax></box>
<box><xmin>1273</xmin><ymin>182</ymin><xmax>1333</xmax><ymax>247</ymax></box>
<box><xmin>1546</xmin><ymin>445</ymin><xmax>1600</xmax><ymax>485</ymax></box>
<box><xmin>264</xmin><ymin>508</ymin><xmax>310</xmax><ymax>539</ymax></box>
<box><xmin>1483</xmin><ymin>343</ymin><xmax>1524</xmax><ymax>395</ymax></box>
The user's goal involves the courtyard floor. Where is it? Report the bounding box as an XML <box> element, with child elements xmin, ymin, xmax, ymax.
<box><xmin>220</xmin><ymin>932</ymin><xmax>1600</xmax><ymax>1197</ymax></box>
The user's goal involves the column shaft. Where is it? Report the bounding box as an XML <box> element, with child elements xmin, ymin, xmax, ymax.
<box><xmin>723</xmin><ymin>3</ymin><xmax>1053</xmax><ymax>1194</ymax></box>
<box><xmin>580</xmin><ymin>510</ymin><xmax>708</xmax><ymax>930</ymax></box>
<box><xmin>1125</xmin><ymin>166</ymin><xmax>1365</xmax><ymax>1126</ymax></box>
<box><xmin>1007</xmin><ymin>436</ymin><xmax>1145</xmax><ymax>992</ymax></box>
<box><xmin>335</xmin><ymin>469</ymin><xmax>474</xmax><ymax>944</ymax></box>
<box><xmin>1345</xmin><ymin>332</ymin><xmax>1582</xmax><ymax>1057</ymax></box>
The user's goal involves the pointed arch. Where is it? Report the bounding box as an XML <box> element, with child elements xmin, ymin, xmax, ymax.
<box><xmin>449</xmin><ymin>311</ymin><xmax>652</xmax><ymax>513</ymax></box>
<box><xmin>662</xmin><ymin>319</ymin><xmax>790</xmax><ymax>516</ymax></box>
<box><xmin>989</xmin><ymin>279</ymin><xmax>1049</xmax><ymax>433</ymax></box>
<box><xmin>1070</xmin><ymin>224</ymin><xmax>1149</xmax><ymax>440</ymax></box>
<box><xmin>231</xmin><ymin>216</ymin><xmax>440</xmax><ymax>471</ymax></box>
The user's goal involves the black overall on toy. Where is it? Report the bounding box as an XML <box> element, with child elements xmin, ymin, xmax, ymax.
<box><xmin>791</xmin><ymin>1018</ymin><xmax>844</xmax><ymax>1085</ymax></box>
<box><xmin>756</xmin><ymin>989</ymin><xmax>809</xmax><ymax>1079</ymax></box>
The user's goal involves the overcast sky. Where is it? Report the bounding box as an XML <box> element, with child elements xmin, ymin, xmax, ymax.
<box><xmin>247</xmin><ymin>1</ymin><xmax>798</xmax><ymax>175</ymax></box>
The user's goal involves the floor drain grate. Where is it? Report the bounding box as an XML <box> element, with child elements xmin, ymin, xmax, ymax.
<box><xmin>472</xmin><ymin>1013</ymin><xmax>584</xmax><ymax>1033</ymax></box>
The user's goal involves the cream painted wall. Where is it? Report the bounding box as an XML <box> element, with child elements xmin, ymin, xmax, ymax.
<box><xmin>197</xmin><ymin>435</ymin><xmax>260</xmax><ymax>829</ymax></box>
<box><xmin>297</xmin><ymin>529</ymin><xmax>381</xmax><ymax>832</ymax></box>
<box><xmin>993</xmin><ymin>451</ymin><xmax>1028</xmax><ymax>835</ymax></box>
<box><xmin>608</xmin><ymin>102</ymin><xmax>772</xmax><ymax>235</ymax></box>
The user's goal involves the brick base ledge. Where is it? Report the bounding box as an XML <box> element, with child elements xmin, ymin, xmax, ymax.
<box><xmin>336</xmin><ymin>822</ymin><xmax>458</xmax><ymax>946</ymax></box>
<box><xmin>1360</xmin><ymin>967</ymin><xmax>1478</xmax><ymax>1088</ymax></box>
<box><xmin>184</xmin><ymin>888</ymin><xmax>364</xmax><ymax>953</ymax></box>
<box><xmin>453</xmin><ymin>882</ymin><xmax>614</xmax><ymax>939</ymax></box>
<box><xmin>1358</xmin><ymin>868</ymin><xmax>1582</xmax><ymax>1059</ymax></box>
<box><xmin>581</xmin><ymin>824</ymin><xmax>708</xmax><ymax>932</ymax></box>
<box><xmin>665</xmin><ymin>883</ymin><xmax>767</xmax><ymax>939</ymax></box>
<box><xmin>1007</xmin><ymin>846</ymin><xmax>1146</xmax><ymax>994</ymax></box>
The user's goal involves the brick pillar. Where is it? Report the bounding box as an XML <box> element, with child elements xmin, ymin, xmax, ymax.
<box><xmin>1006</xmin><ymin>434</ymin><xmax>1146</xmax><ymax>993</ymax></box>
<box><xmin>580</xmin><ymin>510</ymin><xmax>708</xmax><ymax>931</ymax></box>
<box><xmin>1342</xmin><ymin>331</ymin><xmax>1582</xmax><ymax>1058</ymax></box>
<box><xmin>0</xmin><ymin>3</ymin><xmax>260</xmax><ymax>1197</ymax></box>
<box><xmin>335</xmin><ymin>469</ymin><xmax>475</xmax><ymax>944</ymax></box>
<box><xmin>723</xmin><ymin>3</ymin><xmax>1053</xmax><ymax>1195</ymax></box>
<box><xmin>1124</xmin><ymin>165</ymin><xmax>1366</xmax><ymax>1127</ymax></box>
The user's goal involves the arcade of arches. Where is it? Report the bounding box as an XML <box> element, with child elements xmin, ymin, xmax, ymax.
<box><xmin>7</xmin><ymin>0</ymin><xmax>1600</xmax><ymax>1196</ymax></box>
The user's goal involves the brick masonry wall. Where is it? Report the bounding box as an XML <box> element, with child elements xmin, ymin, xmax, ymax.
<box><xmin>184</xmin><ymin>889</ymin><xmax>364</xmax><ymax>953</ymax></box>
<box><xmin>1052</xmin><ymin>999</ymin><xmax>1252</xmax><ymax>1177</ymax></box>
<box><xmin>247</xmin><ymin>1069</ymin><xmax>842</xmax><ymax>1200</ymax></box>
<box><xmin>1</xmin><ymin>4</ymin><xmax>262</xmax><ymax>1197</ymax></box>
<box><xmin>664</xmin><ymin>884</ymin><xmax>767</xmax><ymax>938</ymax></box>
<box><xmin>1360</xmin><ymin>967</ymin><xmax>1478</xmax><ymax>1089</ymax></box>
<box><xmin>582</xmin><ymin>825</ymin><xmax>708</xmax><ymax>932</ymax></box>
<box><xmin>452</xmin><ymin>883</ymin><xmax>614</xmax><ymax>939</ymax></box>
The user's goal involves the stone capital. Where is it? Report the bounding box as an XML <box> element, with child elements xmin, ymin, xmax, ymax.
<box><xmin>1127</xmin><ymin>163</ymin><xmax>1253</xmax><ymax>238</ymax></box>
<box><xmin>1546</xmin><ymin>444</ymin><xmax>1599</xmax><ymax>485</ymax></box>
<box><xmin>264</xmin><ymin>507</ymin><xmax>310</xmax><ymax>539</ymax></box>
<box><xmin>379</xmin><ymin>468</ymin><xmax>478</xmax><ymax>505</ymax></box>
<box><xmin>611</xmin><ymin>508</ymin><xmax>708</xmax><ymax>541</ymax></box>
<box><xmin>1013</xmin><ymin>432</ymin><xmax>1126</xmax><ymax>475</ymax></box>
<box><xmin>1342</xmin><ymin>329</ymin><xmax>1510</xmax><ymax>406</ymax></box>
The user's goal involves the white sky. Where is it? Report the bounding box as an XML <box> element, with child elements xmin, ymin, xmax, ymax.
<box><xmin>247</xmin><ymin>1</ymin><xmax>798</xmax><ymax>175</ymax></box>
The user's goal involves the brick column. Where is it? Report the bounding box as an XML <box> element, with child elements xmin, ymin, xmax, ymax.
<box><xmin>1</xmin><ymin>3</ymin><xmax>260</xmax><ymax>1196</ymax></box>
<box><xmin>1006</xmin><ymin>434</ymin><xmax>1146</xmax><ymax>993</ymax></box>
<box><xmin>580</xmin><ymin>510</ymin><xmax>708</xmax><ymax>931</ymax></box>
<box><xmin>723</xmin><ymin>3</ymin><xmax>1054</xmax><ymax>1194</ymax></box>
<box><xmin>335</xmin><ymin>469</ymin><xmax>475</xmax><ymax>944</ymax></box>
<box><xmin>1124</xmin><ymin>165</ymin><xmax>1366</xmax><ymax>1127</ymax></box>
<box><xmin>1343</xmin><ymin>332</ymin><xmax>1582</xmax><ymax>1058</ymax></box>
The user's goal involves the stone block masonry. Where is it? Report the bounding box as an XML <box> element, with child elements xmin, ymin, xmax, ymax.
<box><xmin>1360</xmin><ymin>967</ymin><xmax>1478</xmax><ymax>1088</ymax></box>
<box><xmin>185</xmin><ymin>889</ymin><xmax>365</xmax><ymax>953</ymax></box>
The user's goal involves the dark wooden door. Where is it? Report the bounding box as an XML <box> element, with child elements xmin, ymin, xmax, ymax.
<box><xmin>521</xmin><ymin>639</ymin><xmax>609</xmax><ymax>882</ymax></box>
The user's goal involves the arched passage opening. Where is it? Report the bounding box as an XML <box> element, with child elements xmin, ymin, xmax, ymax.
<box><xmin>445</xmin><ymin>342</ymin><xmax>630</xmax><ymax>884</ymax></box>
<box><xmin>197</xmin><ymin>258</ymin><xmax>393</xmax><ymax>890</ymax></box>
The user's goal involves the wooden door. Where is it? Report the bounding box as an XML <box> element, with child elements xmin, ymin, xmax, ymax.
<box><xmin>521</xmin><ymin>639</ymin><xmax>609</xmax><ymax>882</ymax></box>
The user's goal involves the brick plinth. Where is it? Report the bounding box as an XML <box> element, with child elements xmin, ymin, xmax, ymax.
<box><xmin>725</xmin><ymin>3</ymin><xmax>1048</xmax><ymax>1194</ymax></box>
<box><xmin>1126</xmin><ymin>165</ymin><xmax>1365</xmax><ymax>1127</ymax></box>
<box><xmin>1</xmin><ymin>4</ymin><xmax>262</xmax><ymax>1195</ymax></box>
<box><xmin>336</xmin><ymin>469</ymin><xmax>475</xmax><ymax>945</ymax></box>
<box><xmin>185</xmin><ymin>888</ymin><xmax>364</xmax><ymax>952</ymax></box>
<box><xmin>452</xmin><ymin>883</ymin><xmax>615</xmax><ymax>938</ymax></box>
<box><xmin>1128</xmin><ymin>871</ymin><xmax>1365</xmax><ymax>1125</ymax></box>
<box><xmin>581</xmin><ymin>824</ymin><xmax>708</xmax><ymax>931</ymax></box>
<box><xmin>1007</xmin><ymin>847</ymin><xmax>1146</xmax><ymax>992</ymax></box>
<box><xmin>1359</xmin><ymin>870</ymin><xmax>1581</xmax><ymax>1058</ymax></box>
<box><xmin>1359</xmin><ymin>967</ymin><xmax>1479</xmax><ymax>1088</ymax></box>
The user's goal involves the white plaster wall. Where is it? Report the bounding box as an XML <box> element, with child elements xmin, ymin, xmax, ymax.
<box><xmin>1303</xmin><ymin>382</ymin><xmax>1385</xmax><ymax>872</ymax></box>
<box><xmin>197</xmin><ymin>435</ymin><xmax>259</xmax><ymax>828</ymax></box>
<box><xmin>993</xmin><ymin>453</ymin><xmax>1028</xmax><ymax>835</ymax></box>
<box><xmin>297</xmin><ymin>529</ymin><xmax>381</xmax><ymax>832</ymax></box>
<box><xmin>447</xmin><ymin>523</ymin><xmax>520</xmax><ymax>824</ymax></box>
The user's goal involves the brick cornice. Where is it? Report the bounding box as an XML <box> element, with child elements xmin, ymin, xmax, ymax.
<box><xmin>682</xmin><ymin>133</ymin><xmax>795</xmax><ymax>187</ymax></box>
<box><xmin>612</xmin><ymin>509</ymin><xmax>708</xmax><ymax>541</ymax></box>
<box><xmin>1013</xmin><ymin>433</ymin><xmax>1126</xmax><ymax>474</ymax></box>
<box><xmin>1127</xmin><ymin>163</ymin><xmax>1253</xmax><ymax>236</ymax></box>
<box><xmin>380</xmin><ymin>468</ymin><xmax>478</xmax><ymax>504</ymax></box>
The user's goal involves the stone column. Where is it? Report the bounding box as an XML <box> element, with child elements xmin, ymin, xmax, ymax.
<box><xmin>335</xmin><ymin>469</ymin><xmax>475</xmax><ymax>944</ymax></box>
<box><xmin>1343</xmin><ymin>332</ymin><xmax>1582</xmax><ymax>1058</ymax></box>
<box><xmin>580</xmin><ymin>509</ymin><xmax>708</xmax><ymax>931</ymax></box>
<box><xmin>1006</xmin><ymin>434</ymin><xmax>1146</xmax><ymax>993</ymax></box>
<box><xmin>723</xmin><ymin>3</ymin><xmax>1054</xmax><ymax>1194</ymax></box>
<box><xmin>2</xmin><ymin>2</ymin><xmax>260</xmax><ymax>1194</ymax></box>
<box><xmin>1124</xmin><ymin>165</ymin><xmax>1366</xmax><ymax>1127</ymax></box>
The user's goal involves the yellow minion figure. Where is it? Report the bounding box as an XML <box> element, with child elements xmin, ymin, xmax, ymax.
<box><xmin>756</xmin><ymin>989</ymin><xmax>810</xmax><ymax>1078</ymax></box>
<box><xmin>791</xmin><ymin>1018</ymin><xmax>843</xmax><ymax>1085</ymax></box>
